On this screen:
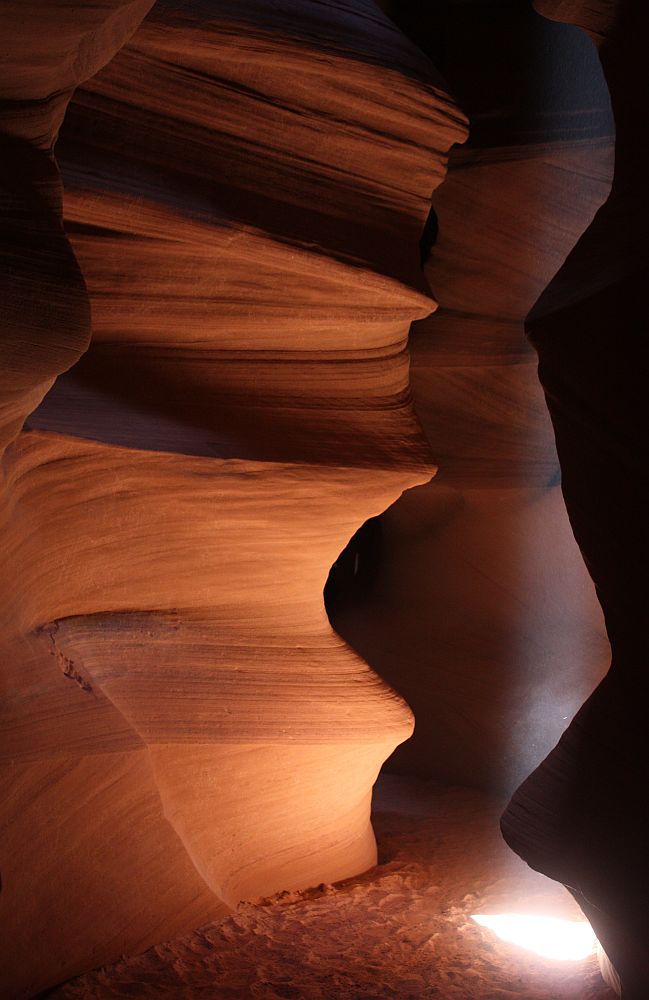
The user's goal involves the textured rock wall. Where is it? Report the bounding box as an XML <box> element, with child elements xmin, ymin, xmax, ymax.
<box><xmin>0</xmin><ymin>1</ymin><xmax>465</xmax><ymax>995</ymax></box>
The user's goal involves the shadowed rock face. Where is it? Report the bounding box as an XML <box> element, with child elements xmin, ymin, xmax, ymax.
<box><xmin>500</xmin><ymin>1</ymin><xmax>649</xmax><ymax>996</ymax></box>
<box><xmin>329</xmin><ymin>0</ymin><xmax>614</xmax><ymax>795</ymax></box>
<box><xmin>0</xmin><ymin>1</ymin><xmax>466</xmax><ymax>995</ymax></box>
<box><xmin>0</xmin><ymin>1</ymin><xmax>156</xmax><ymax>451</ymax></box>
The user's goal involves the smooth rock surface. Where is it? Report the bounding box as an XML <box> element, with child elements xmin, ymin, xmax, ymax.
<box><xmin>0</xmin><ymin>1</ymin><xmax>465</xmax><ymax>995</ymax></box>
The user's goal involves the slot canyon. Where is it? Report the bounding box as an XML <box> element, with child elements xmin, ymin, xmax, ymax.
<box><xmin>1</xmin><ymin>0</ymin><xmax>645</xmax><ymax>998</ymax></box>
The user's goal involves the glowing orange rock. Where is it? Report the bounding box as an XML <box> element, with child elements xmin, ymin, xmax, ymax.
<box><xmin>0</xmin><ymin>1</ymin><xmax>466</xmax><ymax>994</ymax></box>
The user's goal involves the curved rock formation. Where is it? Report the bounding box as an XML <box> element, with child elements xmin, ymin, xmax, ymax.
<box><xmin>0</xmin><ymin>0</ymin><xmax>156</xmax><ymax>451</ymax></box>
<box><xmin>0</xmin><ymin>1</ymin><xmax>466</xmax><ymax>995</ymax></box>
<box><xmin>329</xmin><ymin>1</ymin><xmax>614</xmax><ymax>794</ymax></box>
<box><xmin>501</xmin><ymin>1</ymin><xmax>649</xmax><ymax>995</ymax></box>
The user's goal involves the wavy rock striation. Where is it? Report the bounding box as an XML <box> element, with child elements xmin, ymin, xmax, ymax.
<box><xmin>0</xmin><ymin>1</ymin><xmax>466</xmax><ymax>995</ymax></box>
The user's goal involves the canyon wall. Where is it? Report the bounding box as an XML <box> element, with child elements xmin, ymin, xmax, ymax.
<box><xmin>502</xmin><ymin>0</ymin><xmax>649</xmax><ymax>994</ymax></box>
<box><xmin>0</xmin><ymin>1</ymin><xmax>466</xmax><ymax>995</ymax></box>
<box><xmin>331</xmin><ymin>0</ymin><xmax>614</xmax><ymax>792</ymax></box>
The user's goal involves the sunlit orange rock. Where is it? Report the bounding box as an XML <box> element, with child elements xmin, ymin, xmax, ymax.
<box><xmin>0</xmin><ymin>1</ymin><xmax>466</xmax><ymax>995</ymax></box>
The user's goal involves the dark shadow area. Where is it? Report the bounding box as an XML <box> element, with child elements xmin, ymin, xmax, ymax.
<box><xmin>27</xmin><ymin>344</ymin><xmax>432</xmax><ymax>471</ymax></box>
<box><xmin>378</xmin><ymin>0</ymin><xmax>613</xmax><ymax>147</ymax></box>
<box><xmin>324</xmin><ymin>516</ymin><xmax>383</xmax><ymax>615</ymax></box>
<box><xmin>419</xmin><ymin>205</ymin><xmax>438</xmax><ymax>266</ymax></box>
<box><xmin>151</xmin><ymin>0</ymin><xmax>449</xmax><ymax>88</ymax></box>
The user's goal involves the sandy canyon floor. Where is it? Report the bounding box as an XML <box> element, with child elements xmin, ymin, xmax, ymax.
<box><xmin>51</xmin><ymin>775</ymin><xmax>614</xmax><ymax>999</ymax></box>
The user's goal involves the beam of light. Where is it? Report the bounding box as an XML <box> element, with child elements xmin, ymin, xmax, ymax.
<box><xmin>471</xmin><ymin>913</ymin><xmax>597</xmax><ymax>961</ymax></box>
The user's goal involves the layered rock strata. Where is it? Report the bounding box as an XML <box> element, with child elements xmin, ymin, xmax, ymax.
<box><xmin>0</xmin><ymin>1</ymin><xmax>466</xmax><ymax>995</ymax></box>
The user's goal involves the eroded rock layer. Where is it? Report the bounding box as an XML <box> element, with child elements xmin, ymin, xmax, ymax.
<box><xmin>0</xmin><ymin>1</ymin><xmax>465</xmax><ymax>995</ymax></box>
